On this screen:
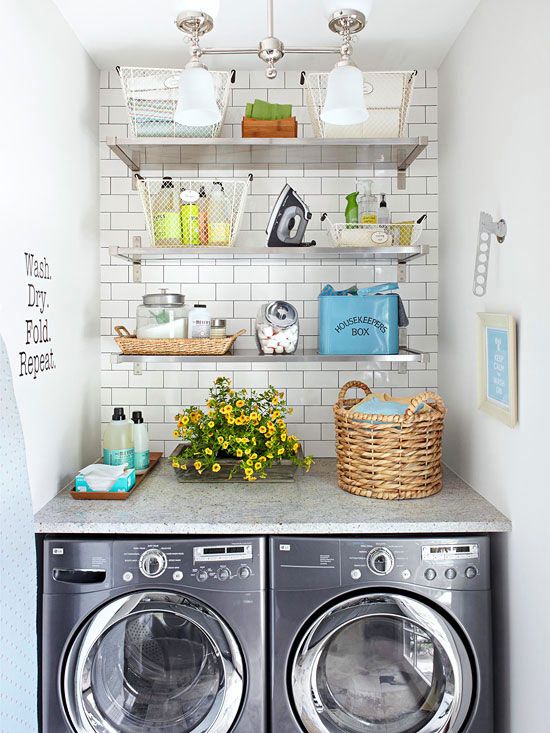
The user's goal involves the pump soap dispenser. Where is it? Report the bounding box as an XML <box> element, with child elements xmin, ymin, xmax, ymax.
<box><xmin>357</xmin><ymin>179</ymin><xmax>377</xmax><ymax>225</ymax></box>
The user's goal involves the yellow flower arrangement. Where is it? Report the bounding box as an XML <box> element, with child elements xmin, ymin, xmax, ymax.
<box><xmin>172</xmin><ymin>377</ymin><xmax>313</xmax><ymax>480</ymax></box>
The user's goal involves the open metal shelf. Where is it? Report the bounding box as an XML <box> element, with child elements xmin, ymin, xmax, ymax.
<box><xmin>106</xmin><ymin>136</ymin><xmax>428</xmax><ymax>189</ymax></box>
<box><xmin>110</xmin><ymin>244</ymin><xmax>429</xmax><ymax>265</ymax></box>
<box><xmin>111</xmin><ymin>347</ymin><xmax>429</xmax><ymax>366</ymax></box>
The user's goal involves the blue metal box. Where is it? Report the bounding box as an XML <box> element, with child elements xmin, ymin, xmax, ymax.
<box><xmin>319</xmin><ymin>285</ymin><xmax>400</xmax><ymax>355</ymax></box>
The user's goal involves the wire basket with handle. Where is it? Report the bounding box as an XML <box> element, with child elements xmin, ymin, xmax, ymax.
<box><xmin>321</xmin><ymin>213</ymin><xmax>423</xmax><ymax>248</ymax></box>
<box><xmin>334</xmin><ymin>380</ymin><xmax>446</xmax><ymax>500</ymax></box>
<box><xmin>303</xmin><ymin>70</ymin><xmax>416</xmax><ymax>139</ymax></box>
<box><xmin>118</xmin><ymin>66</ymin><xmax>231</xmax><ymax>138</ymax></box>
<box><xmin>136</xmin><ymin>175</ymin><xmax>252</xmax><ymax>248</ymax></box>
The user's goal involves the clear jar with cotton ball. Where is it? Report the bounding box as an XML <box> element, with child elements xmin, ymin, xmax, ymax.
<box><xmin>256</xmin><ymin>301</ymin><xmax>300</xmax><ymax>355</ymax></box>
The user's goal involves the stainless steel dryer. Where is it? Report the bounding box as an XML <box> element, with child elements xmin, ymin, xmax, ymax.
<box><xmin>270</xmin><ymin>536</ymin><xmax>492</xmax><ymax>733</ymax></box>
<box><xmin>42</xmin><ymin>537</ymin><xmax>266</xmax><ymax>733</ymax></box>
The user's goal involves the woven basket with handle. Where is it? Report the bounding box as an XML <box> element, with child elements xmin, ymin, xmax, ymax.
<box><xmin>333</xmin><ymin>380</ymin><xmax>447</xmax><ymax>500</ymax></box>
<box><xmin>114</xmin><ymin>326</ymin><xmax>246</xmax><ymax>356</ymax></box>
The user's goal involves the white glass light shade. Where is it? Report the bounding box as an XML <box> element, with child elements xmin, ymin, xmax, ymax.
<box><xmin>174</xmin><ymin>67</ymin><xmax>221</xmax><ymax>126</ymax></box>
<box><xmin>174</xmin><ymin>0</ymin><xmax>220</xmax><ymax>19</ymax></box>
<box><xmin>323</xmin><ymin>0</ymin><xmax>373</xmax><ymax>20</ymax></box>
<box><xmin>320</xmin><ymin>65</ymin><xmax>369</xmax><ymax>125</ymax></box>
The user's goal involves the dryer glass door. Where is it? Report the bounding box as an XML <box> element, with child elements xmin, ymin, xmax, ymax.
<box><xmin>63</xmin><ymin>592</ymin><xmax>244</xmax><ymax>733</ymax></box>
<box><xmin>291</xmin><ymin>593</ymin><xmax>473</xmax><ymax>733</ymax></box>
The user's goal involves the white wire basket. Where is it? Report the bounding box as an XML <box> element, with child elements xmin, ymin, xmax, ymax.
<box><xmin>136</xmin><ymin>176</ymin><xmax>252</xmax><ymax>248</ymax></box>
<box><xmin>304</xmin><ymin>70</ymin><xmax>417</xmax><ymax>139</ymax></box>
<box><xmin>321</xmin><ymin>213</ymin><xmax>423</xmax><ymax>248</ymax></box>
<box><xmin>118</xmin><ymin>66</ymin><xmax>231</xmax><ymax>138</ymax></box>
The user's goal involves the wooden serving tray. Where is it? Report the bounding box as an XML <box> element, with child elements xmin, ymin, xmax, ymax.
<box><xmin>70</xmin><ymin>452</ymin><xmax>162</xmax><ymax>500</ymax></box>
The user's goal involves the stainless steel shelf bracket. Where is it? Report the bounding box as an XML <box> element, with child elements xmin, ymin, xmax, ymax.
<box><xmin>131</xmin><ymin>152</ymin><xmax>142</xmax><ymax>187</ymax></box>
<box><xmin>131</xmin><ymin>236</ymin><xmax>142</xmax><ymax>282</ymax></box>
<box><xmin>398</xmin><ymin>328</ymin><xmax>408</xmax><ymax>374</ymax></box>
<box><xmin>396</xmin><ymin>137</ymin><xmax>428</xmax><ymax>190</ymax></box>
<box><xmin>397</xmin><ymin>263</ymin><xmax>408</xmax><ymax>283</ymax></box>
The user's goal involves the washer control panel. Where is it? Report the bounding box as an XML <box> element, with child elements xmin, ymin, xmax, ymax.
<box><xmin>114</xmin><ymin>538</ymin><xmax>263</xmax><ymax>590</ymax></box>
<box><xmin>191</xmin><ymin>543</ymin><xmax>253</xmax><ymax>585</ymax></box>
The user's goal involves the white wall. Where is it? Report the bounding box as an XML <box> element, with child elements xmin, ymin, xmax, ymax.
<box><xmin>439</xmin><ymin>0</ymin><xmax>550</xmax><ymax>730</ymax></box>
<box><xmin>99</xmin><ymin>69</ymin><xmax>439</xmax><ymax>456</ymax></box>
<box><xmin>0</xmin><ymin>0</ymin><xmax>100</xmax><ymax>511</ymax></box>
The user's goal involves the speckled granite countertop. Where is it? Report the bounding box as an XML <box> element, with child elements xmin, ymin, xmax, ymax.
<box><xmin>34</xmin><ymin>459</ymin><xmax>511</xmax><ymax>535</ymax></box>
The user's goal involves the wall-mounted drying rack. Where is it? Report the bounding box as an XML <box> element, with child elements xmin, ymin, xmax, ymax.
<box><xmin>473</xmin><ymin>211</ymin><xmax>507</xmax><ymax>297</ymax></box>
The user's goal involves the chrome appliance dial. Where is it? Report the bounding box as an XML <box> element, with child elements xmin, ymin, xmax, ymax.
<box><xmin>367</xmin><ymin>547</ymin><xmax>395</xmax><ymax>576</ymax></box>
<box><xmin>138</xmin><ymin>549</ymin><xmax>167</xmax><ymax>578</ymax></box>
<box><xmin>196</xmin><ymin>569</ymin><xmax>209</xmax><ymax>583</ymax></box>
<box><xmin>217</xmin><ymin>568</ymin><xmax>230</xmax><ymax>581</ymax></box>
<box><xmin>465</xmin><ymin>566</ymin><xmax>478</xmax><ymax>579</ymax></box>
<box><xmin>238</xmin><ymin>566</ymin><xmax>251</xmax><ymax>579</ymax></box>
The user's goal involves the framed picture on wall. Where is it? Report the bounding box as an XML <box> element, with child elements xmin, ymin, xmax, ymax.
<box><xmin>476</xmin><ymin>313</ymin><xmax>517</xmax><ymax>427</ymax></box>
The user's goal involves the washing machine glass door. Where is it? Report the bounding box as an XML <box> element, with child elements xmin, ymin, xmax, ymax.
<box><xmin>63</xmin><ymin>592</ymin><xmax>244</xmax><ymax>733</ymax></box>
<box><xmin>291</xmin><ymin>593</ymin><xmax>473</xmax><ymax>733</ymax></box>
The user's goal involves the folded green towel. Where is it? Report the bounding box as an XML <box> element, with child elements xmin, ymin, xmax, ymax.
<box><xmin>246</xmin><ymin>99</ymin><xmax>293</xmax><ymax>120</ymax></box>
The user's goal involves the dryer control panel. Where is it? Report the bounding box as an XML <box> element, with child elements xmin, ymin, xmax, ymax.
<box><xmin>271</xmin><ymin>536</ymin><xmax>490</xmax><ymax>591</ymax></box>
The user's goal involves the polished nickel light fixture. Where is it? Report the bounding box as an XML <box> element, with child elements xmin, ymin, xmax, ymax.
<box><xmin>174</xmin><ymin>0</ymin><xmax>370</xmax><ymax>124</ymax></box>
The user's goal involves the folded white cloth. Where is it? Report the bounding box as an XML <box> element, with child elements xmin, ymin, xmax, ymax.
<box><xmin>79</xmin><ymin>463</ymin><xmax>128</xmax><ymax>491</ymax></box>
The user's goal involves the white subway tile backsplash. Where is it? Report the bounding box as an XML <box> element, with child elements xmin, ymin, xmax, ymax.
<box><xmin>147</xmin><ymin>388</ymin><xmax>183</xmax><ymax>406</ymax></box>
<box><xmin>100</xmin><ymin>68</ymin><xmax>438</xmax><ymax>456</ymax></box>
<box><xmin>233</xmin><ymin>371</ymin><xmax>269</xmax><ymax>389</ymax></box>
<box><xmin>198</xmin><ymin>266</ymin><xmax>234</xmax><ymax>284</ymax></box>
<box><xmin>234</xmin><ymin>266</ymin><xmax>269</xmax><ymax>283</ymax></box>
<box><xmin>164</xmin><ymin>371</ymin><xmax>199</xmax><ymax>388</ymax></box>
<box><xmin>101</xmin><ymin>265</ymin><xmax>128</xmax><ymax>283</ymax></box>
<box><xmin>112</xmin><ymin>388</ymin><xmax>146</xmax><ymax>404</ymax></box>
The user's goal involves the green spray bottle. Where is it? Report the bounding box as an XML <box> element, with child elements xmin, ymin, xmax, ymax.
<box><xmin>345</xmin><ymin>191</ymin><xmax>359</xmax><ymax>226</ymax></box>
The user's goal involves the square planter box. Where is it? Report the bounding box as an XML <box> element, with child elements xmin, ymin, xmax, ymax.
<box><xmin>170</xmin><ymin>444</ymin><xmax>302</xmax><ymax>483</ymax></box>
<box><xmin>241</xmin><ymin>117</ymin><xmax>298</xmax><ymax>138</ymax></box>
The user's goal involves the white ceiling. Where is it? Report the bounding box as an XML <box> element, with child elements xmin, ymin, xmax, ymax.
<box><xmin>52</xmin><ymin>0</ymin><xmax>481</xmax><ymax>71</ymax></box>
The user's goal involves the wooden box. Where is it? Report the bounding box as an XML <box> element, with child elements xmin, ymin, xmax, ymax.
<box><xmin>242</xmin><ymin>117</ymin><xmax>298</xmax><ymax>138</ymax></box>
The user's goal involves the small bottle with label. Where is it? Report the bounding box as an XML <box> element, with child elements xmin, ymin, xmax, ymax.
<box><xmin>103</xmin><ymin>408</ymin><xmax>134</xmax><ymax>468</ymax></box>
<box><xmin>378</xmin><ymin>193</ymin><xmax>390</xmax><ymax>225</ymax></box>
<box><xmin>188</xmin><ymin>304</ymin><xmax>211</xmax><ymax>338</ymax></box>
<box><xmin>131</xmin><ymin>411</ymin><xmax>150</xmax><ymax>474</ymax></box>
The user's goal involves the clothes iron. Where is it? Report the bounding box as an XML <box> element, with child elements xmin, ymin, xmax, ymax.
<box><xmin>266</xmin><ymin>184</ymin><xmax>316</xmax><ymax>247</ymax></box>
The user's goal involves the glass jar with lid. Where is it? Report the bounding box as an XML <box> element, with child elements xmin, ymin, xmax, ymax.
<box><xmin>255</xmin><ymin>301</ymin><xmax>299</xmax><ymax>354</ymax></box>
<box><xmin>136</xmin><ymin>290</ymin><xmax>188</xmax><ymax>339</ymax></box>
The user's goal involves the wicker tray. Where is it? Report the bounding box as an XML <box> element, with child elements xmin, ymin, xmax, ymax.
<box><xmin>334</xmin><ymin>381</ymin><xmax>446</xmax><ymax>500</ymax></box>
<box><xmin>114</xmin><ymin>326</ymin><xmax>246</xmax><ymax>356</ymax></box>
